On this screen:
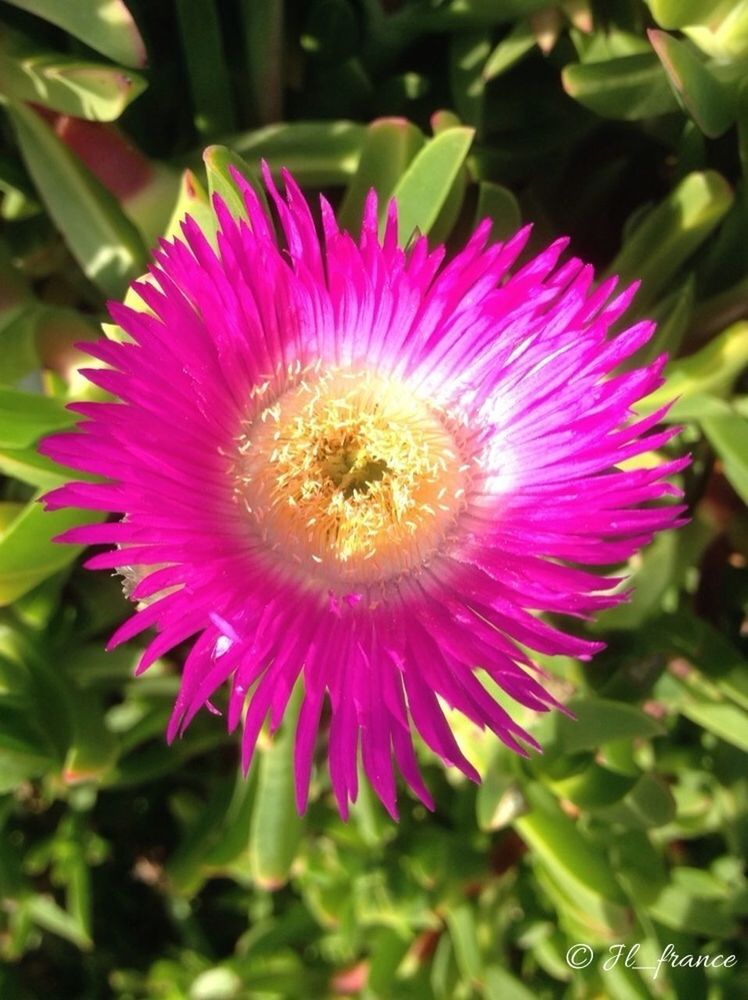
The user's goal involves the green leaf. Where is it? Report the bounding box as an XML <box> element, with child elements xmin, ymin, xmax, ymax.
<box><xmin>553</xmin><ymin>698</ymin><xmax>665</xmax><ymax>753</ymax></box>
<box><xmin>548</xmin><ymin>764</ymin><xmax>637</xmax><ymax>809</ymax></box>
<box><xmin>62</xmin><ymin>684</ymin><xmax>118</xmax><ymax>784</ymax></box>
<box><xmin>3</xmin><ymin>0</ymin><xmax>146</xmax><ymax>68</ymax></box>
<box><xmin>475</xmin><ymin>181</ymin><xmax>521</xmax><ymax>241</ymax></box>
<box><xmin>562</xmin><ymin>53</ymin><xmax>679</xmax><ymax>121</ymax></box>
<box><xmin>337</xmin><ymin>118</ymin><xmax>425</xmax><ymax>233</ymax></box>
<box><xmin>227</xmin><ymin>121</ymin><xmax>365</xmax><ymax>187</ymax></box>
<box><xmin>646</xmin><ymin>1</ymin><xmax>724</xmax><ymax>30</ymax></box>
<box><xmin>203</xmin><ymin>146</ymin><xmax>270</xmax><ymax>225</ymax></box>
<box><xmin>640</xmin><ymin>321</ymin><xmax>748</xmax><ymax>419</ymax></box>
<box><xmin>24</xmin><ymin>893</ymin><xmax>91</xmax><ymax>950</ymax></box>
<box><xmin>0</xmin><ymin>307</ymin><xmax>38</xmax><ymax>386</ymax></box>
<box><xmin>701</xmin><ymin>413</ymin><xmax>748</xmax><ymax>502</ymax></box>
<box><xmin>444</xmin><ymin>904</ymin><xmax>482</xmax><ymax>982</ymax></box>
<box><xmin>0</xmin><ymin>499</ymin><xmax>101</xmax><ymax>605</ymax></box>
<box><xmin>649</xmin><ymin>30</ymin><xmax>735</xmax><ymax>137</ymax></box>
<box><xmin>592</xmin><ymin>774</ymin><xmax>676</xmax><ymax>828</ymax></box>
<box><xmin>0</xmin><ymin>388</ymin><xmax>77</xmax><ymax>448</ymax></box>
<box><xmin>449</xmin><ymin>31</ymin><xmax>491</xmax><ymax>132</ymax></box>
<box><xmin>608</xmin><ymin>171</ymin><xmax>733</xmax><ymax>310</ymax></box>
<box><xmin>176</xmin><ymin>0</ymin><xmax>237</xmax><ymax>139</ymax></box>
<box><xmin>5</xmin><ymin>100</ymin><xmax>147</xmax><ymax>298</ymax></box>
<box><xmin>594</xmin><ymin>529</ymin><xmax>679</xmax><ymax>631</ymax></box>
<box><xmin>240</xmin><ymin>0</ymin><xmax>284</xmax><ymax>125</ymax></box>
<box><xmin>484</xmin><ymin>966</ymin><xmax>536</xmax><ymax>1000</ymax></box>
<box><xmin>514</xmin><ymin>784</ymin><xmax>633</xmax><ymax>938</ymax></box>
<box><xmin>390</xmin><ymin>126</ymin><xmax>474</xmax><ymax>243</ymax></box>
<box><xmin>249</xmin><ymin>690</ymin><xmax>304</xmax><ymax>890</ymax></box>
<box><xmin>482</xmin><ymin>20</ymin><xmax>536</xmax><ymax>81</ymax></box>
<box><xmin>666</xmin><ymin>677</ymin><xmax>748</xmax><ymax>753</ymax></box>
<box><xmin>647</xmin><ymin>884</ymin><xmax>738</xmax><ymax>936</ymax></box>
<box><xmin>0</xmin><ymin>29</ymin><xmax>146</xmax><ymax>121</ymax></box>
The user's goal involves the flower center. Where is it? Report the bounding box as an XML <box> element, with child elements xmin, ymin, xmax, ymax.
<box><xmin>235</xmin><ymin>369</ymin><xmax>469</xmax><ymax>586</ymax></box>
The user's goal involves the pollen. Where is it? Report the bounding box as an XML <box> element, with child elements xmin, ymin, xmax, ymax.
<box><xmin>235</xmin><ymin>369</ymin><xmax>470</xmax><ymax>585</ymax></box>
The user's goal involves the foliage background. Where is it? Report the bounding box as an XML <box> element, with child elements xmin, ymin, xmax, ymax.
<box><xmin>0</xmin><ymin>1</ymin><xmax>747</xmax><ymax>997</ymax></box>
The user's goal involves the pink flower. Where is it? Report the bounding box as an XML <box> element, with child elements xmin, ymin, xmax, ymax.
<box><xmin>41</xmin><ymin>166</ymin><xmax>687</xmax><ymax>818</ymax></box>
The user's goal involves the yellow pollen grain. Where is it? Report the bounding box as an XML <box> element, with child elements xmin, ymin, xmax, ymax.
<box><xmin>235</xmin><ymin>368</ymin><xmax>469</xmax><ymax>585</ymax></box>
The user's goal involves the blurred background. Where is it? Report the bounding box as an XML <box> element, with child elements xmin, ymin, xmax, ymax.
<box><xmin>0</xmin><ymin>1</ymin><xmax>747</xmax><ymax>997</ymax></box>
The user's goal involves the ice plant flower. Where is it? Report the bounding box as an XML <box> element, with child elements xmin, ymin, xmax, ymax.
<box><xmin>41</xmin><ymin>166</ymin><xmax>687</xmax><ymax>818</ymax></box>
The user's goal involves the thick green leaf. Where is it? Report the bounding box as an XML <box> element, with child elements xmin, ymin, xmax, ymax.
<box><xmin>553</xmin><ymin>698</ymin><xmax>665</xmax><ymax>753</ymax></box>
<box><xmin>0</xmin><ymin>499</ymin><xmax>100</xmax><ymax>605</ymax></box>
<box><xmin>647</xmin><ymin>884</ymin><xmax>738</xmax><ymax>936</ymax></box>
<box><xmin>640</xmin><ymin>321</ymin><xmax>748</xmax><ymax>419</ymax></box>
<box><xmin>337</xmin><ymin>118</ymin><xmax>425</xmax><ymax>233</ymax></box>
<box><xmin>203</xmin><ymin>146</ymin><xmax>270</xmax><ymax>225</ymax></box>
<box><xmin>608</xmin><ymin>170</ymin><xmax>733</xmax><ymax>309</ymax></box>
<box><xmin>227</xmin><ymin>121</ymin><xmax>365</xmax><ymax>187</ymax></box>
<box><xmin>3</xmin><ymin>0</ymin><xmax>146</xmax><ymax>67</ymax></box>
<box><xmin>0</xmin><ymin>29</ymin><xmax>146</xmax><ymax>121</ymax></box>
<box><xmin>390</xmin><ymin>126</ymin><xmax>474</xmax><ymax>242</ymax></box>
<box><xmin>593</xmin><ymin>774</ymin><xmax>676</xmax><ymax>829</ymax></box>
<box><xmin>649</xmin><ymin>30</ymin><xmax>735</xmax><ymax>137</ymax></box>
<box><xmin>646</xmin><ymin>0</ymin><xmax>724</xmax><ymax>30</ymax></box>
<box><xmin>562</xmin><ymin>53</ymin><xmax>679</xmax><ymax>121</ymax></box>
<box><xmin>514</xmin><ymin>783</ymin><xmax>632</xmax><ymax>938</ymax></box>
<box><xmin>5</xmin><ymin>100</ymin><xmax>147</xmax><ymax>298</ymax></box>
<box><xmin>0</xmin><ymin>388</ymin><xmax>77</xmax><ymax>448</ymax></box>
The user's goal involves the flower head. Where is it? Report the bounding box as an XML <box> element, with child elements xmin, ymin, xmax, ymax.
<box><xmin>42</xmin><ymin>165</ymin><xmax>687</xmax><ymax>818</ymax></box>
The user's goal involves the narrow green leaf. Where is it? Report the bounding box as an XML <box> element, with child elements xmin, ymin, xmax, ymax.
<box><xmin>608</xmin><ymin>170</ymin><xmax>733</xmax><ymax>309</ymax></box>
<box><xmin>5</xmin><ymin>100</ymin><xmax>147</xmax><ymax>298</ymax></box>
<box><xmin>649</xmin><ymin>29</ymin><xmax>735</xmax><ymax>137</ymax></box>
<box><xmin>391</xmin><ymin>126</ymin><xmax>474</xmax><ymax>242</ymax></box>
<box><xmin>514</xmin><ymin>784</ymin><xmax>633</xmax><ymax>938</ymax></box>
<box><xmin>562</xmin><ymin>53</ymin><xmax>679</xmax><ymax>121</ymax></box>
<box><xmin>444</xmin><ymin>904</ymin><xmax>482</xmax><ymax>983</ymax></box>
<box><xmin>24</xmin><ymin>894</ymin><xmax>91</xmax><ymax>950</ymax></box>
<box><xmin>176</xmin><ymin>0</ymin><xmax>237</xmax><ymax>139</ymax></box>
<box><xmin>240</xmin><ymin>0</ymin><xmax>284</xmax><ymax>124</ymax></box>
<box><xmin>449</xmin><ymin>31</ymin><xmax>491</xmax><ymax>132</ymax></box>
<box><xmin>3</xmin><ymin>0</ymin><xmax>146</xmax><ymax>67</ymax></box>
<box><xmin>482</xmin><ymin>20</ymin><xmax>536</xmax><ymax>80</ymax></box>
<box><xmin>249</xmin><ymin>690</ymin><xmax>304</xmax><ymax>889</ymax></box>
<box><xmin>337</xmin><ymin>118</ymin><xmax>425</xmax><ymax>233</ymax></box>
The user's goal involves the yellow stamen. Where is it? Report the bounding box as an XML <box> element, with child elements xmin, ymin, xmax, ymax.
<box><xmin>234</xmin><ymin>369</ymin><xmax>470</xmax><ymax>586</ymax></box>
